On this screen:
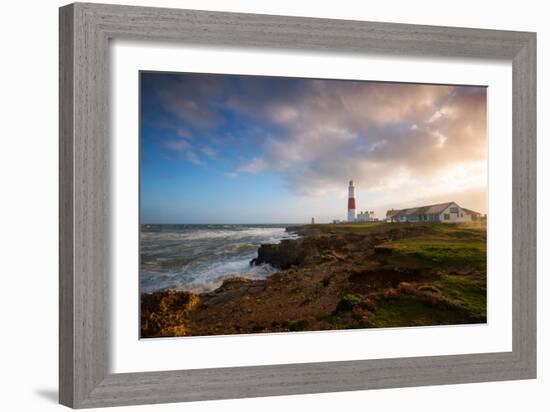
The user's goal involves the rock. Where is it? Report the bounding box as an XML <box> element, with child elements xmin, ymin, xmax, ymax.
<box><xmin>204</xmin><ymin>277</ymin><xmax>258</xmax><ymax>306</ymax></box>
<box><xmin>397</xmin><ymin>281</ymin><xmax>418</xmax><ymax>295</ymax></box>
<box><xmin>251</xmin><ymin>324</ymin><xmax>266</xmax><ymax>332</ymax></box>
<box><xmin>384</xmin><ymin>287</ymin><xmax>399</xmax><ymax>298</ymax></box>
<box><xmin>248</xmin><ymin>285</ymin><xmax>264</xmax><ymax>294</ymax></box>
<box><xmin>361</xmin><ymin>297</ymin><xmax>377</xmax><ymax>312</ymax></box>
<box><xmin>140</xmin><ymin>290</ymin><xmax>199</xmax><ymax>338</ymax></box>
<box><xmin>215</xmin><ymin>276</ymin><xmax>255</xmax><ymax>292</ymax></box>
<box><xmin>254</xmin><ymin>239</ymin><xmax>307</xmax><ymax>269</ymax></box>
<box><xmin>374</xmin><ymin>245</ymin><xmax>393</xmax><ymax>255</ymax></box>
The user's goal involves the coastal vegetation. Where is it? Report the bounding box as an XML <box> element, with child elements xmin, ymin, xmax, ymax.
<box><xmin>141</xmin><ymin>221</ymin><xmax>486</xmax><ymax>337</ymax></box>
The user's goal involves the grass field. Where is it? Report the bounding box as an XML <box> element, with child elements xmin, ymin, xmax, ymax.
<box><xmin>316</xmin><ymin>221</ymin><xmax>487</xmax><ymax>329</ymax></box>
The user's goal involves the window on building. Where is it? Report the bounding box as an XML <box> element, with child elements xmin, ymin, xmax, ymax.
<box><xmin>444</xmin><ymin>214</ymin><xmax>450</xmax><ymax>220</ymax></box>
<box><xmin>460</xmin><ymin>213</ymin><xmax>463</xmax><ymax>217</ymax></box>
<box><xmin>450</xmin><ymin>207</ymin><xmax>458</xmax><ymax>213</ymax></box>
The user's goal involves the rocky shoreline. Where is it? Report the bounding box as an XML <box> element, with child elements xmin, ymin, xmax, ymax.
<box><xmin>141</xmin><ymin>222</ymin><xmax>487</xmax><ymax>338</ymax></box>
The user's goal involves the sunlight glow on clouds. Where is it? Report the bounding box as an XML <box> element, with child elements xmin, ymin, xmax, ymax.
<box><xmin>231</xmin><ymin>81</ymin><xmax>486</xmax><ymax>210</ymax></box>
<box><xmin>141</xmin><ymin>72</ymin><xmax>487</xmax><ymax>222</ymax></box>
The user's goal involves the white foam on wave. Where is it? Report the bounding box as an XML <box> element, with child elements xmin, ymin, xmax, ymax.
<box><xmin>141</xmin><ymin>260</ymin><xmax>278</xmax><ymax>294</ymax></box>
<box><xmin>142</xmin><ymin>227</ymin><xmax>299</xmax><ymax>242</ymax></box>
<box><xmin>184</xmin><ymin>262</ymin><xmax>277</xmax><ymax>294</ymax></box>
<box><xmin>140</xmin><ymin>225</ymin><xmax>301</xmax><ymax>293</ymax></box>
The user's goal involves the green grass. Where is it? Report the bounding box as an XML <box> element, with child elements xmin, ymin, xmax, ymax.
<box><xmin>324</xmin><ymin>222</ymin><xmax>386</xmax><ymax>231</ymax></box>
<box><xmin>437</xmin><ymin>275</ymin><xmax>486</xmax><ymax>320</ymax></box>
<box><xmin>365</xmin><ymin>273</ymin><xmax>486</xmax><ymax>328</ymax></box>
<box><xmin>384</xmin><ymin>238</ymin><xmax>486</xmax><ymax>266</ymax></box>
<box><xmin>289</xmin><ymin>319</ymin><xmax>310</xmax><ymax>331</ymax></box>
<box><xmin>318</xmin><ymin>221</ymin><xmax>486</xmax><ymax>239</ymax></box>
<box><xmin>367</xmin><ymin>222</ymin><xmax>487</xmax><ymax>269</ymax></box>
<box><xmin>315</xmin><ymin>221</ymin><xmax>487</xmax><ymax>329</ymax></box>
<box><xmin>316</xmin><ymin>314</ymin><xmax>352</xmax><ymax>329</ymax></box>
<box><xmin>336</xmin><ymin>293</ymin><xmax>363</xmax><ymax>311</ymax></box>
<box><xmin>370</xmin><ymin>293</ymin><xmax>477</xmax><ymax>327</ymax></box>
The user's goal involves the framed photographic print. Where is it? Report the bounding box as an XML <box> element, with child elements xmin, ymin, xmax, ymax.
<box><xmin>138</xmin><ymin>72</ymin><xmax>489</xmax><ymax>338</ymax></box>
<box><xmin>59</xmin><ymin>2</ymin><xmax>536</xmax><ymax>408</ymax></box>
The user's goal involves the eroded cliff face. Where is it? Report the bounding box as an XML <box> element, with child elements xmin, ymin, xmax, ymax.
<box><xmin>252</xmin><ymin>225</ymin><xmax>402</xmax><ymax>269</ymax></box>
<box><xmin>252</xmin><ymin>237</ymin><xmax>324</xmax><ymax>269</ymax></box>
<box><xmin>141</xmin><ymin>222</ymin><xmax>487</xmax><ymax>338</ymax></box>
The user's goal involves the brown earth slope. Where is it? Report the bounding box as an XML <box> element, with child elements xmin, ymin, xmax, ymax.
<box><xmin>141</xmin><ymin>221</ymin><xmax>487</xmax><ymax>338</ymax></box>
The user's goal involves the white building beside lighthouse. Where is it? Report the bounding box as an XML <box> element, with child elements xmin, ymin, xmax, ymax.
<box><xmin>356</xmin><ymin>210</ymin><xmax>376</xmax><ymax>222</ymax></box>
<box><xmin>347</xmin><ymin>180</ymin><xmax>356</xmax><ymax>222</ymax></box>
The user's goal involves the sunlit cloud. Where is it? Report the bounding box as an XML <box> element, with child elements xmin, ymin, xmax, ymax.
<box><xmin>231</xmin><ymin>83</ymin><xmax>486</xmax><ymax>211</ymax></box>
<box><xmin>146</xmin><ymin>72</ymin><xmax>487</xmax><ymax>216</ymax></box>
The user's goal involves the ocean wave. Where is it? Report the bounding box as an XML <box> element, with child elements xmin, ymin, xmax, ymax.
<box><xmin>140</xmin><ymin>261</ymin><xmax>277</xmax><ymax>294</ymax></box>
<box><xmin>141</xmin><ymin>227</ymin><xmax>295</xmax><ymax>242</ymax></box>
<box><xmin>140</xmin><ymin>225</ymin><xmax>300</xmax><ymax>293</ymax></box>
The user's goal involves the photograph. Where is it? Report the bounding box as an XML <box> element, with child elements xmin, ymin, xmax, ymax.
<box><xmin>139</xmin><ymin>71</ymin><xmax>488</xmax><ymax>338</ymax></box>
<box><xmin>1</xmin><ymin>0</ymin><xmax>542</xmax><ymax>410</ymax></box>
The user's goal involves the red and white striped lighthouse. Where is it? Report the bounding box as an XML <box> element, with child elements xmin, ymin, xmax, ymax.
<box><xmin>347</xmin><ymin>180</ymin><xmax>356</xmax><ymax>222</ymax></box>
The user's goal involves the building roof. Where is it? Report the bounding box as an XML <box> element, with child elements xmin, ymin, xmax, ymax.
<box><xmin>386</xmin><ymin>202</ymin><xmax>455</xmax><ymax>218</ymax></box>
<box><xmin>462</xmin><ymin>207</ymin><xmax>482</xmax><ymax>216</ymax></box>
<box><xmin>386</xmin><ymin>209</ymin><xmax>400</xmax><ymax>218</ymax></box>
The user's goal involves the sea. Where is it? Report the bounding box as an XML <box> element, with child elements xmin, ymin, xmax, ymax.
<box><xmin>140</xmin><ymin>224</ymin><xmax>300</xmax><ymax>294</ymax></box>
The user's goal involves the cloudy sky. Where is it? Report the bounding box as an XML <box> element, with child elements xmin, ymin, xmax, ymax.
<box><xmin>140</xmin><ymin>72</ymin><xmax>487</xmax><ymax>224</ymax></box>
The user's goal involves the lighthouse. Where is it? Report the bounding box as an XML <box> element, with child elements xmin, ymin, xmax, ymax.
<box><xmin>347</xmin><ymin>180</ymin><xmax>356</xmax><ymax>222</ymax></box>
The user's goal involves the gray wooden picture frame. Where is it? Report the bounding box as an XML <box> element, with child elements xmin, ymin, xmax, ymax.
<box><xmin>59</xmin><ymin>2</ymin><xmax>536</xmax><ymax>409</ymax></box>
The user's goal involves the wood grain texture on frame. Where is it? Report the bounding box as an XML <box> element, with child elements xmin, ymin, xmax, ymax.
<box><xmin>59</xmin><ymin>2</ymin><xmax>536</xmax><ymax>408</ymax></box>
